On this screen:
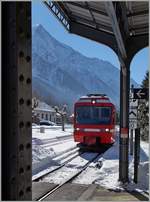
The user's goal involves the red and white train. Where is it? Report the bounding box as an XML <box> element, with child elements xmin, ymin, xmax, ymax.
<box><xmin>73</xmin><ymin>94</ymin><xmax>116</xmax><ymax>146</ymax></box>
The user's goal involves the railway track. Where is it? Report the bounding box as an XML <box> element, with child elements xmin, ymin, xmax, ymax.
<box><xmin>35</xmin><ymin>152</ymin><xmax>103</xmax><ymax>201</ymax></box>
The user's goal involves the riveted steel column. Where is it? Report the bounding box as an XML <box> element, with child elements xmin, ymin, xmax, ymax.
<box><xmin>119</xmin><ymin>60</ymin><xmax>130</xmax><ymax>182</ymax></box>
<box><xmin>2</xmin><ymin>2</ymin><xmax>32</xmax><ymax>200</ymax></box>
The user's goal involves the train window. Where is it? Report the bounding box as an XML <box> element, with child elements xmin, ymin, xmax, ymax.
<box><xmin>101</xmin><ymin>107</ymin><xmax>111</xmax><ymax>117</ymax></box>
<box><xmin>76</xmin><ymin>106</ymin><xmax>112</xmax><ymax>125</ymax></box>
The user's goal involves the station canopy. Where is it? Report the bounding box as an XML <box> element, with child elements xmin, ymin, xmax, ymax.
<box><xmin>44</xmin><ymin>1</ymin><xmax>149</xmax><ymax>63</ymax></box>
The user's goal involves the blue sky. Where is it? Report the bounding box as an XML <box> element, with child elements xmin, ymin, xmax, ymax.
<box><xmin>32</xmin><ymin>1</ymin><xmax>148</xmax><ymax>85</ymax></box>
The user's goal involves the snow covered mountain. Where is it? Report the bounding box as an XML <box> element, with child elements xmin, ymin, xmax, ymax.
<box><xmin>32</xmin><ymin>24</ymin><xmax>138</xmax><ymax>112</ymax></box>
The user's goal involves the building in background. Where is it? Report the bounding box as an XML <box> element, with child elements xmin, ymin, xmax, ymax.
<box><xmin>32</xmin><ymin>99</ymin><xmax>57</xmax><ymax>124</ymax></box>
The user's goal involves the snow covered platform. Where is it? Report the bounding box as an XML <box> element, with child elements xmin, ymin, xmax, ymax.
<box><xmin>32</xmin><ymin>182</ymin><xmax>149</xmax><ymax>201</ymax></box>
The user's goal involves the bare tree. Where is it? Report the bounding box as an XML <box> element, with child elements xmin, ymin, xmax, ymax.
<box><xmin>32</xmin><ymin>97</ymin><xmax>39</xmax><ymax>123</ymax></box>
<box><xmin>54</xmin><ymin>105</ymin><xmax>67</xmax><ymax>131</ymax></box>
<box><xmin>32</xmin><ymin>97</ymin><xmax>38</xmax><ymax>110</ymax></box>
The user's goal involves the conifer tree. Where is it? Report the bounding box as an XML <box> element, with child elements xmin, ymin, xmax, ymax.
<box><xmin>141</xmin><ymin>71</ymin><xmax>149</xmax><ymax>90</ymax></box>
<box><xmin>138</xmin><ymin>70</ymin><xmax>149</xmax><ymax>141</ymax></box>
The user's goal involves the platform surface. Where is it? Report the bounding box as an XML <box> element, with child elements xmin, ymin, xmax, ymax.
<box><xmin>32</xmin><ymin>182</ymin><xmax>149</xmax><ymax>201</ymax></box>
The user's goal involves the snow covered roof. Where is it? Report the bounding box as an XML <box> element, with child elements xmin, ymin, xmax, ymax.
<box><xmin>34</xmin><ymin>108</ymin><xmax>55</xmax><ymax>113</ymax></box>
<box><xmin>34</xmin><ymin>100</ymin><xmax>56</xmax><ymax>112</ymax></box>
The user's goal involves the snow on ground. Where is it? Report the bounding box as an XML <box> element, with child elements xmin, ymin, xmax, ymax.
<box><xmin>72</xmin><ymin>135</ymin><xmax>119</xmax><ymax>186</ymax></box>
<box><xmin>43</xmin><ymin>152</ymin><xmax>97</xmax><ymax>184</ymax></box>
<box><xmin>32</xmin><ymin>125</ymin><xmax>76</xmax><ymax>174</ymax></box>
<box><xmin>73</xmin><ymin>134</ymin><xmax>149</xmax><ymax>192</ymax></box>
<box><xmin>32</xmin><ymin>125</ymin><xmax>74</xmax><ymax>160</ymax></box>
<box><xmin>127</xmin><ymin>140</ymin><xmax>149</xmax><ymax>192</ymax></box>
<box><xmin>32</xmin><ymin>125</ymin><xmax>149</xmax><ymax>192</ymax></box>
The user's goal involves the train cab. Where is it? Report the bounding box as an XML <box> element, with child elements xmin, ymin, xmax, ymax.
<box><xmin>73</xmin><ymin>94</ymin><xmax>116</xmax><ymax>146</ymax></box>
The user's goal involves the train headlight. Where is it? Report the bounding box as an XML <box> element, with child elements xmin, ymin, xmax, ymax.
<box><xmin>105</xmin><ymin>128</ymin><xmax>110</xmax><ymax>132</ymax></box>
<box><xmin>76</xmin><ymin>128</ymin><xmax>80</xmax><ymax>131</ymax></box>
<box><xmin>92</xmin><ymin>100</ymin><xmax>96</xmax><ymax>104</ymax></box>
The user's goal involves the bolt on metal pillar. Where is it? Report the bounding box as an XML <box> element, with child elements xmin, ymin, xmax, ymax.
<box><xmin>2</xmin><ymin>2</ymin><xmax>32</xmax><ymax>200</ymax></box>
<box><xmin>119</xmin><ymin>60</ymin><xmax>130</xmax><ymax>182</ymax></box>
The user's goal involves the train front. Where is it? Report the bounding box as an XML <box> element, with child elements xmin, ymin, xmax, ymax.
<box><xmin>73</xmin><ymin>94</ymin><xmax>116</xmax><ymax>146</ymax></box>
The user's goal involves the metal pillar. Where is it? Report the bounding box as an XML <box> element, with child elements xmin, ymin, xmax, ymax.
<box><xmin>119</xmin><ymin>60</ymin><xmax>130</xmax><ymax>182</ymax></box>
<box><xmin>2</xmin><ymin>2</ymin><xmax>32</xmax><ymax>200</ymax></box>
<box><xmin>130</xmin><ymin>129</ymin><xmax>134</xmax><ymax>155</ymax></box>
<box><xmin>134</xmin><ymin>128</ymin><xmax>140</xmax><ymax>183</ymax></box>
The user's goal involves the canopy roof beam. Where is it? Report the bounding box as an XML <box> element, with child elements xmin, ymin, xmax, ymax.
<box><xmin>70</xmin><ymin>21</ymin><xmax>116</xmax><ymax>51</ymax></box>
<box><xmin>70</xmin><ymin>15</ymin><xmax>113</xmax><ymax>34</ymax></box>
<box><xmin>68</xmin><ymin>2</ymin><xmax>108</xmax><ymax>16</ymax></box>
<box><xmin>85</xmin><ymin>2</ymin><xmax>98</xmax><ymax>29</ymax></box>
<box><xmin>127</xmin><ymin>9</ymin><xmax>149</xmax><ymax>17</ymax></box>
<box><xmin>104</xmin><ymin>2</ymin><xmax>127</xmax><ymax>60</ymax></box>
<box><xmin>44</xmin><ymin>1</ymin><xmax>70</xmax><ymax>31</ymax></box>
<box><xmin>119</xmin><ymin>2</ymin><xmax>130</xmax><ymax>37</ymax></box>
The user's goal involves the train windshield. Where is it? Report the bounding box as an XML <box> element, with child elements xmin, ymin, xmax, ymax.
<box><xmin>76</xmin><ymin>106</ymin><xmax>112</xmax><ymax>125</ymax></box>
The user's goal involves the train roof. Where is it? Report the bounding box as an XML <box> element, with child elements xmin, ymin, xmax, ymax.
<box><xmin>79</xmin><ymin>94</ymin><xmax>109</xmax><ymax>100</ymax></box>
<box><xmin>76</xmin><ymin>94</ymin><xmax>115</xmax><ymax>105</ymax></box>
